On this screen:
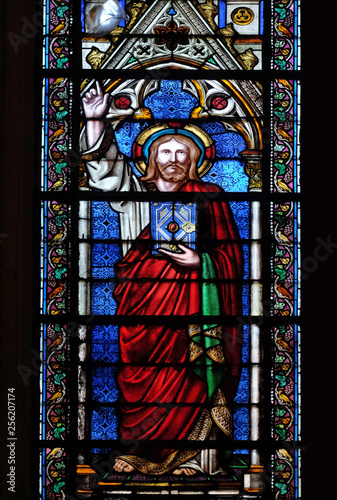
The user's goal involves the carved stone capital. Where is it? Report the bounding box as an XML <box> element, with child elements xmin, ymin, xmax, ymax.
<box><xmin>240</xmin><ymin>149</ymin><xmax>263</xmax><ymax>191</ymax></box>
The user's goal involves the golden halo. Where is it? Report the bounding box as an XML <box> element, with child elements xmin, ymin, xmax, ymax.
<box><xmin>131</xmin><ymin>123</ymin><xmax>215</xmax><ymax>178</ymax></box>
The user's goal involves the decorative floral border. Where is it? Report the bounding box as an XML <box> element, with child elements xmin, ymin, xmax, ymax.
<box><xmin>273</xmin><ymin>324</ymin><xmax>299</xmax><ymax>441</ymax></box>
<box><xmin>272</xmin><ymin>201</ymin><xmax>300</xmax><ymax>316</ymax></box>
<box><xmin>43</xmin><ymin>0</ymin><xmax>71</xmax><ymax>69</ymax></box>
<box><xmin>42</xmin><ymin>200</ymin><xmax>69</xmax><ymax>315</ymax></box>
<box><xmin>272</xmin><ymin>80</ymin><xmax>300</xmax><ymax>194</ymax></box>
<box><xmin>41</xmin><ymin>324</ymin><xmax>68</xmax><ymax>441</ymax></box>
<box><xmin>273</xmin><ymin>0</ymin><xmax>300</xmax><ymax>71</ymax></box>
<box><xmin>272</xmin><ymin>322</ymin><xmax>300</xmax><ymax>498</ymax></box>
<box><xmin>42</xmin><ymin>78</ymin><xmax>70</xmax><ymax>192</ymax></box>
<box><xmin>274</xmin><ymin>448</ymin><xmax>297</xmax><ymax>499</ymax></box>
<box><xmin>41</xmin><ymin>447</ymin><xmax>67</xmax><ymax>499</ymax></box>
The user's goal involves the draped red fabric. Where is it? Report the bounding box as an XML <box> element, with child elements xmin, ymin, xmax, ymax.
<box><xmin>113</xmin><ymin>181</ymin><xmax>244</xmax><ymax>463</ymax></box>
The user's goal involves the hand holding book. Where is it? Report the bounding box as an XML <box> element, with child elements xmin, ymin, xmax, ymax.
<box><xmin>158</xmin><ymin>244</ymin><xmax>200</xmax><ymax>269</ymax></box>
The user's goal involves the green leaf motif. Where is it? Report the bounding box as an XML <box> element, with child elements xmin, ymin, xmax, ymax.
<box><xmin>54</xmin><ymin>372</ymin><xmax>66</xmax><ymax>385</ymax></box>
<box><xmin>275</xmin><ymin>5</ymin><xmax>287</xmax><ymax>19</ymax></box>
<box><xmin>275</xmin><ymin>213</ymin><xmax>287</xmax><ymax>228</ymax></box>
<box><xmin>56</xmin><ymin>5</ymin><xmax>68</xmax><ymax>17</ymax></box>
<box><xmin>275</xmin><ymin>266</ymin><xmax>287</xmax><ymax>281</ymax></box>
<box><xmin>56</xmin><ymin>55</ymin><xmax>69</xmax><ymax>69</ymax></box>
<box><xmin>275</xmin><ymin>353</ymin><xmax>286</xmax><ymax>363</ymax></box>
<box><xmin>56</xmin><ymin>248</ymin><xmax>67</xmax><ymax>256</ymax></box>
<box><xmin>274</xmin><ymin>90</ymin><xmax>285</xmax><ymax>100</ymax></box>
<box><xmin>274</xmin><ymin>107</ymin><xmax>286</xmax><ymax>121</ymax></box>
<box><xmin>56</xmin><ymin>110</ymin><xmax>68</xmax><ymax>122</ymax></box>
<box><xmin>274</xmin><ymin>142</ymin><xmax>285</xmax><ymax>152</ymax></box>
<box><xmin>53</xmin><ymin>425</ymin><xmax>66</xmax><ymax>439</ymax></box>
<box><xmin>55</xmin><ymin>461</ymin><xmax>66</xmax><ymax>470</ymax></box>
<box><xmin>55</xmin><ymin>267</ymin><xmax>67</xmax><ymax>280</ymax></box>
<box><xmin>275</xmin><ymin>58</ymin><xmax>287</xmax><ymax>70</ymax></box>
<box><xmin>274</xmin><ymin>300</ymin><xmax>286</xmax><ymax>310</ymax></box>
<box><xmin>56</xmin><ymin>141</ymin><xmax>68</xmax><ymax>152</ymax></box>
<box><xmin>275</xmin><ymin>462</ymin><xmax>286</xmax><ymax>471</ymax></box>
<box><xmin>274</xmin><ymin>162</ymin><xmax>286</xmax><ymax>175</ymax></box>
<box><xmin>57</xmin><ymin>90</ymin><xmax>68</xmax><ymax>99</ymax></box>
<box><xmin>275</xmin><ymin>373</ymin><xmax>287</xmax><ymax>386</ymax></box>
<box><xmin>55</xmin><ymin>298</ymin><xmax>66</xmax><ymax>309</ymax></box>
<box><xmin>55</xmin><ymin>161</ymin><xmax>67</xmax><ymax>174</ymax></box>
<box><xmin>275</xmin><ymin>247</ymin><xmax>286</xmax><ymax>257</ymax></box>
<box><xmin>275</xmin><ymin>426</ymin><xmax>287</xmax><ymax>440</ymax></box>
<box><xmin>55</xmin><ymin>214</ymin><xmax>67</xmax><ymax>226</ymax></box>
<box><xmin>53</xmin><ymin>480</ymin><xmax>66</xmax><ymax>493</ymax></box>
<box><xmin>58</xmin><ymin>37</ymin><xmax>68</xmax><ymax>46</ymax></box>
<box><xmin>275</xmin><ymin>482</ymin><xmax>288</xmax><ymax>495</ymax></box>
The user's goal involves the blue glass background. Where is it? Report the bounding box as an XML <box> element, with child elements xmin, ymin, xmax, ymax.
<box><xmin>91</xmin><ymin>407</ymin><xmax>119</xmax><ymax>440</ymax></box>
<box><xmin>233</xmin><ymin>323</ymin><xmax>250</xmax><ymax>451</ymax></box>
<box><xmin>91</xmin><ymin>201</ymin><xmax>120</xmax><ymax>239</ymax></box>
<box><xmin>92</xmin><ymin>366</ymin><xmax>119</xmax><ymax>402</ymax></box>
<box><xmin>92</xmin><ymin>243</ymin><xmax>121</xmax><ymax>278</ymax></box>
<box><xmin>91</xmin><ymin>282</ymin><xmax>117</xmax><ymax>315</ymax></box>
<box><xmin>92</xmin><ymin>325</ymin><xmax>119</xmax><ymax>363</ymax></box>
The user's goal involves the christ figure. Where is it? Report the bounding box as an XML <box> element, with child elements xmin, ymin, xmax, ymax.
<box><xmin>80</xmin><ymin>82</ymin><xmax>244</xmax><ymax>476</ymax></box>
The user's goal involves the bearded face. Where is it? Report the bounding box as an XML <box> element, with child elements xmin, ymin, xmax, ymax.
<box><xmin>155</xmin><ymin>139</ymin><xmax>191</xmax><ymax>182</ymax></box>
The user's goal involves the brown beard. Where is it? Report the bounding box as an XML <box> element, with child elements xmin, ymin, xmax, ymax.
<box><xmin>156</xmin><ymin>162</ymin><xmax>189</xmax><ymax>182</ymax></box>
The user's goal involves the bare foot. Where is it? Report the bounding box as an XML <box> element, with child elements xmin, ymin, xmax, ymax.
<box><xmin>113</xmin><ymin>458</ymin><xmax>135</xmax><ymax>473</ymax></box>
<box><xmin>172</xmin><ymin>467</ymin><xmax>197</xmax><ymax>476</ymax></box>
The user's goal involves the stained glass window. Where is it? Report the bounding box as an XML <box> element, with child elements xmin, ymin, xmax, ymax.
<box><xmin>37</xmin><ymin>1</ymin><xmax>302</xmax><ymax>498</ymax></box>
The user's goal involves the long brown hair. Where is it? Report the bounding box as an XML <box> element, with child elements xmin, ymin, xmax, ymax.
<box><xmin>140</xmin><ymin>134</ymin><xmax>201</xmax><ymax>182</ymax></box>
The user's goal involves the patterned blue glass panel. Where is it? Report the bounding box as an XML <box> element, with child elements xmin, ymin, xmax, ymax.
<box><xmin>91</xmin><ymin>201</ymin><xmax>120</xmax><ymax>239</ymax></box>
<box><xmin>242</xmin><ymin>284</ymin><xmax>250</xmax><ymax>316</ymax></box>
<box><xmin>229</xmin><ymin>202</ymin><xmax>250</xmax><ymax>239</ymax></box>
<box><xmin>241</xmin><ymin>324</ymin><xmax>250</xmax><ymax>364</ymax></box>
<box><xmin>115</xmin><ymin>121</ymin><xmax>142</xmax><ymax>157</ymax></box>
<box><xmin>92</xmin><ymin>325</ymin><xmax>119</xmax><ymax>363</ymax></box>
<box><xmin>92</xmin><ymin>243</ymin><xmax>122</xmax><ymax>278</ymax></box>
<box><xmin>92</xmin><ymin>366</ymin><xmax>119</xmax><ymax>403</ymax></box>
<box><xmin>92</xmin><ymin>282</ymin><xmax>117</xmax><ymax>315</ymax></box>
<box><xmin>202</xmin><ymin>121</ymin><xmax>227</xmax><ymax>136</ymax></box>
<box><xmin>241</xmin><ymin>244</ymin><xmax>250</xmax><ymax>280</ymax></box>
<box><xmin>203</xmin><ymin>160</ymin><xmax>248</xmax><ymax>192</ymax></box>
<box><xmin>212</xmin><ymin>131</ymin><xmax>246</xmax><ymax>158</ymax></box>
<box><xmin>233</xmin><ymin>407</ymin><xmax>250</xmax><ymax>441</ymax></box>
<box><xmin>230</xmin><ymin>203</ymin><xmax>250</xmax><ymax>285</ymax></box>
<box><xmin>144</xmin><ymin>80</ymin><xmax>198</xmax><ymax>120</ymax></box>
<box><xmin>91</xmin><ymin>407</ymin><xmax>119</xmax><ymax>440</ymax></box>
<box><xmin>229</xmin><ymin>202</ymin><xmax>250</xmax><ymax>312</ymax></box>
<box><xmin>201</xmin><ymin>124</ymin><xmax>248</xmax><ymax>192</ymax></box>
<box><xmin>234</xmin><ymin>368</ymin><xmax>250</xmax><ymax>404</ymax></box>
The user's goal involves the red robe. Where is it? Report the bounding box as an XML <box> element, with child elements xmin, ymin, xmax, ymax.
<box><xmin>113</xmin><ymin>180</ymin><xmax>243</xmax><ymax>467</ymax></box>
